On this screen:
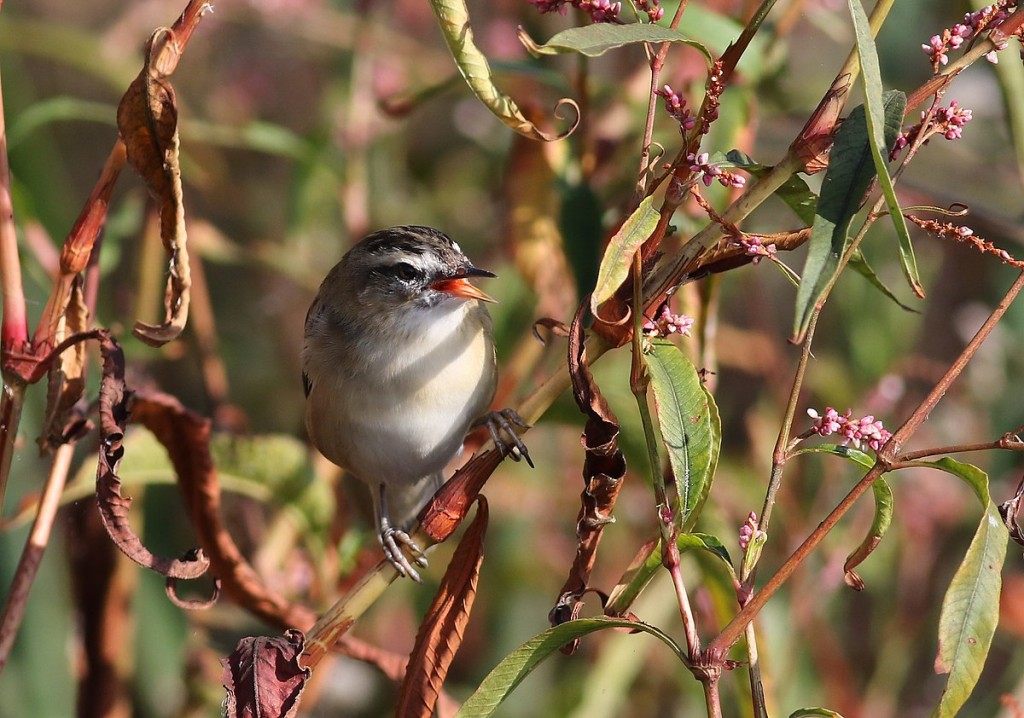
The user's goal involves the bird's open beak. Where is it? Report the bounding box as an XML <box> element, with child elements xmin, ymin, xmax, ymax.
<box><xmin>432</xmin><ymin>265</ymin><xmax>497</xmax><ymax>303</ymax></box>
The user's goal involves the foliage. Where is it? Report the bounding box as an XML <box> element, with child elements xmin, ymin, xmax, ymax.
<box><xmin>1</xmin><ymin>1</ymin><xmax>1024</xmax><ymax>717</ymax></box>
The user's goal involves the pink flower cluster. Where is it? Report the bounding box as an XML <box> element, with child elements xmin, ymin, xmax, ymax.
<box><xmin>636</xmin><ymin>0</ymin><xmax>664</xmax><ymax>22</ymax></box>
<box><xmin>528</xmin><ymin>0</ymin><xmax>621</xmax><ymax>23</ymax></box>
<box><xmin>643</xmin><ymin>304</ymin><xmax>695</xmax><ymax>338</ymax></box>
<box><xmin>739</xmin><ymin>235</ymin><xmax>777</xmax><ymax>263</ymax></box>
<box><xmin>687</xmin><ymin>152</ymin><xmax>746</xmax><ymax>189</ymax></box>
<box><xmin>655</xmin><ymin>85</ymin><xmax>697</xmax><ymax>132</ymax></box>
<box><xmin>738</xmin><ymin>511</ymin><xmax>762</xmax><ymax>551</ymax></box>
<box><xmin>807</xmin><ymin>407</ymin><xmax>892</xmax><ymax>453</ymax></box>
<box><xmin>922</xmin><ymin>2</ymin><xmax>1018</xmax><ymax>70</ymax></box>
<box><xmin>890</xmin><ymin>101</ymin><xmax>973</xmax><ymax>159</ymax></box>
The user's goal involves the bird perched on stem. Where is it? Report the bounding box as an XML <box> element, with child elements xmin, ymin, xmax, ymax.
<box><xmin>302</xmin><ymin>225</ymin><xmax>531</xmax><ymax>581</ymax></box>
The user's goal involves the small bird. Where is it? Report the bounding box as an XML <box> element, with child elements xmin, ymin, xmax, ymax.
<box><xmin>302</xmin><ymin>225</ymin><xmax>531</xmax><ymax>581</ymax></box>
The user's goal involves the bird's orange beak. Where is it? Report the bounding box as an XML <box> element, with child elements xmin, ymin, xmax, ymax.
<box><xmin>432</xmin><ymin>277</ymin><xmax>496</xmax><ymax>303</ymax></box>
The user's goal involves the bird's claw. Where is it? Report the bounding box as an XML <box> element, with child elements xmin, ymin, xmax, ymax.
<box><xmin>478</xmin><ymin>408</ymin><xmax>534</xmax><ymax>468</ymax></box>
<box><xmin>380</xmin><ymin>523</ymin><xmax>427</xmax><ymax>582</ymax></box>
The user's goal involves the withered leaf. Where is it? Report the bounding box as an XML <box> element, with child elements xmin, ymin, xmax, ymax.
<box><xmin>419</xmin><ymin>449</ymin><xmax>502</xmax><ymax>545</ymax></box>
<box><xmin>37</xmin><ymin>275</ymin><xmax>89</xmax><ymax>452</ymax></box>
<box><xmin>222</xmin><ymin>629</ymin><xmax>310</xmax><ymax>718</ymax></box>
<box><xmin>397</xmin><ymin>498</ymin><xmax>488</xmax><ymax>718</ymax></box>
<box><xmin>549</xmin><ymin>300</ymin><xmax>626</xmax><ymax>653</ymax></box>
<box><xmin>96</xmin><ymin>330</ymin><xmax>208</xmax><ymax>580</ymax></box>
<box><xmin>129</xmin><ymin>387</ymin><xmax>316</xmax><ymax>629</ymax></box>
<box><xmin>118</xmin><ymin>27</ymin><xmax>191</xmax><ymax>347</ymax></box>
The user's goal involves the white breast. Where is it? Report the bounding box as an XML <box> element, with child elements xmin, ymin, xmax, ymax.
<box><xmin>305</xmin><ymin>300</ymin><xmax>496</xmax><ymax>488</ymax></box>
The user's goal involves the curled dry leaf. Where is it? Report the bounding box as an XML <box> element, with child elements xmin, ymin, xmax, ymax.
<box><xmin>129</xmin><ymin>387</ymin><xmax>317</xmax><ymax>629</ymax></box>
<box><xmin>549</xmin><ymin>301</ymin><xmax>626</xmax><ymax>653</ymax></box>
<box><xmin>397</xmin><ymin>497</ymin><xmax>489</xmax><ymax>718</ymax></box>
<box><xmin>222</xmin><ymin>629</ymin><xmax>310</xmax><ymax>718</ymax></box>
<box><xmin>429</xmin><ymin>0</ymin><xmax>578</xmax><ymax>142</ymax></box>
<box><xmin>118</xmin><ymin>27</ymin><xmax>191</xmax><ymax>347</ymax></box>
<box><xmin>37</xmin><ymin>276</ymin><xmax>89</xmax><ymax>452</ymax></box>
<box><xmin>532</xmin><ymin>317</ymin><xmax>571</xmax><ymax>344</ymax></box>
<box><xmin>96</xmin><ymin>330</ymin><xmax>209</xmax><ymax>580</ymax></box>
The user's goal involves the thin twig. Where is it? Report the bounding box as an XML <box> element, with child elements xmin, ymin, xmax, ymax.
<box><xmin>0</xmin><ymin>443</ymin><xmax>74</xmax><ymax>673</ymax></box>
<box><xmin>631</xmin><ymin>0</ymin><xmax>689</xmax><ymax>209</ymax></box>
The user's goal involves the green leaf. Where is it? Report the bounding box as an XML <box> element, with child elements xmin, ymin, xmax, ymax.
<box><xmin>849</xmin><ymin>250</ymin><xmax>918</xmax><ymax>313</ymax></box>
<box><xmin>843</xmin><ymin>479</ymin><xmax>894</xmax><ymax>583</ymax></box>
<box><xmin>589</xmin><ymin>195</ymin><xmax>660</xmax><ymax>314</ymax></box>
<box><xmin>791</xmin><ymin>443</ymin><xmax>875</xmax><ymax>469</ymax></box>
<box><xmin>520</xmin><ymin>22</ymin><xmax>710</xmax><ymax>61</ymax></box>
<box><xmin>791</xmin><ymin>94</ymin><xmax>904</xmax><ymax>342</ymax></box>
<box><xmin>642</xmin><ymin>340</ymin><xmax>716</xmax><ymax>529</ymax></box>
<box><xmin>726</xmin><ymin>150</ymin><xmax>818</xmax><ymax>225</ymax></box>
<box><xmin>907</xmin><ymin>459</ymin><xmax>1009</xmax><ymax>718</ymax></box>
<box><xmin>790</xmin><ymin>710</ymin><xmax>846</xmax><ymax>718</ymax></box>
<box><xmin>847</xmin><ymin>1</ymin><xmax>920</xmax><ymax>297</ymax></box>
<box><xmin>456</xmin><ymin>617</ymin><xmax>682</xmax><ymax>717</ymax></box>
<box><xmin>605</xmin><ymin>533</ymin><xmax>735</xmax><ymax>615</ymax></box>
<box><xmin>428</xmin><ymin>0</ymin><xmax>576</xmax><ymax>141</ymax></box>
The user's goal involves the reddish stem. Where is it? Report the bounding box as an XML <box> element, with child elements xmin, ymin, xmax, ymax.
<box><xmin>0</xmin><ymin>68</ymin><xmax>27</xmax><ymax>351</ymax></box>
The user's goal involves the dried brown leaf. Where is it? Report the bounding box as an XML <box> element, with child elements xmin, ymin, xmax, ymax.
<box><xmin>37</xmin><ymin>276</ymin><xmax>89</xmax><ymax>453</ymax></box>
<box><xmin>549</xmin><ymin>301</ymin><xmax>626</xmax><ymax>652</ymax></box>
<box><xmin>398</xmin><ymin>498</ymin><xmax>488</xmax><ymax>718</ymax></box>
<box><xmin>791</xmin><ymin>75</ymin><xmax>850</xmax><ymax>174</ymax></box>
<box><xmin>118</xmin><ymin>28</ymin><xmax>191</xmax><ymax>347</ymax></box>
<box><xmin>419</xmin><ymin>450</ymin><xmax>502</xmax><ymax>544</ymax></box>
<box><xmin>129</xmin><ymin>387</ymin><xmax>317</xmax><ymax>629</ymax></box>
<box><xmin>222</xmin><ymin>629</ymin><xmax>310</xmax><ymax>718</ymax></box>
<box><xmin>96</xmin><ymin>331</ymin><xmax>208</xmax><ymax>580</ymax></box>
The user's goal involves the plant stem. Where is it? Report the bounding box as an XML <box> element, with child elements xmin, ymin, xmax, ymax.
<box><xmin>631</xmin><ymin>0</ymin><xmax>689</xmax><ymax>209</ymax></box>
<box><xmin>0</xmin><ymin>69</ymin><xmax>26</xmax><ymax>352</ymax></box>
<box><xmin>0</xmin><ymin>382</ymin><xmax>24</xmax><ymax>514</ymax></box>
<box><xmin>0</xmin><ymin>442</ymin><xmax>74</xmax><ymax>674</ymax></box>
<box><xmin>707</xmin><ymin>269</ymin><xmax>1024</xmax><ymax>657</ymax></box>
<box><xmin>898</xmin><ymin>439</ymin><xmax>1024</xmax><ymax>462</ymax></box>
<box><xmin>702</xmin><ymin>672</ymin><xmax>723</xmax><ymax>718</ymax></box>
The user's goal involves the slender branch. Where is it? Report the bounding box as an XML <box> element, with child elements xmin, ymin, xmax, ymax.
<box><xmin>761</xmin><ymin>309</ymin><xmax>819</xmax><ymax>533</ymax></box>
<box><xmin>0</xmin><ymin>382</ymin><xmax>23</xmax><ymax>514</ymax></box>
<box><xmin>708</xmin><ymin>269</ymin><xmax>1024</xmax><ymax>658</ymax></box>
<box><xmin>0</xmin><ymin>69</ymin><xmax>26</xmax><ymax>352</ymax></box>
<box><xmin>897</xmin><ymin>439</ymin><xmax>1024</xmax><ymax>463</ymax></box>
<box><xmin>0</xmin><ymin>442</ymin><xmax>74</xmax><ymax>674</ymax></box>
<box><xmin>631</xmin><ymin>0</ymin><xmax>689</xmax><ymax>209</ymax></box>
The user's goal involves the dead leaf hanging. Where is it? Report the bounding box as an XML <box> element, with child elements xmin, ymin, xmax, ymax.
<box><xmin>118</xmin><ymin>26</ymin><xmax>191</xmax><ymax>347</ymax></box>
<box><xmin>549</xmin><ymin>300</ymin><xmax>626</xmax><ymax>653</ymax></box>
<box><xmin>96</xmin><ymin>330</ymin><xmax>208</xmax><ymax>579</ymax></box>
<box><xmin>397</xmin><ymin>497</ymin><xmax>489</xmax><ymax>717</ymax></box>
<box><xmin>222</xmin><ymin>629</ymin><xmax>310</xmax><ymax>718</ymax></box>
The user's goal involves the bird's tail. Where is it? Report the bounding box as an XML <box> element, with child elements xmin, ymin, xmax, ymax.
<box><xmin>386</xmin><ymin>471</ymin><xmax>446</xmax><ymax>530</ymax></box>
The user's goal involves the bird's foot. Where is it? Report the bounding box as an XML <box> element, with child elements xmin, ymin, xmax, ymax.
<box><xmin>476</xmin><ymin>408</ymin><xmax>534</xmax><ymax>468</ymax></box>
<box><xmin>380</xmin><ymin>519</ymin><xmax>428</xmax><ymax>583</ymax></box>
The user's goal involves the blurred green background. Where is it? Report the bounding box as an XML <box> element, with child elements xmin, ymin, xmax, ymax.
<box><xmin>1</xmin><ymin>0</ymin><xmax>1023</xmax><ymax>716</ymax></box>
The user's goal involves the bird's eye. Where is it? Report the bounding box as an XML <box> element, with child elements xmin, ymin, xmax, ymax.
<box><xmin>391</xmin><ymin>263</ymin><xmax>420</xmax><ymax>282</ymax></box>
